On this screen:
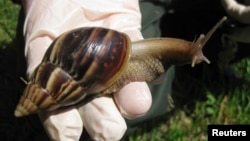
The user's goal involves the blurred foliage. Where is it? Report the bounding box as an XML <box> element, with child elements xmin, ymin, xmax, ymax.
<box><xmin>0</xmin><ymin>0</ymin><xmax>20</xmax><ymax>49</ymax></box>
<box><xmin>128</xmin><ymin>54</ymin><xmax>250</xmax><ymax>141</ymax></box>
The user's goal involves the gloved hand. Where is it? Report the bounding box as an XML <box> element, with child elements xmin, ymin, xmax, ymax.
<box><xmin>23</xmin><ymin>0</ymin><xmax>152</xmax><ymax>140</ymax></box>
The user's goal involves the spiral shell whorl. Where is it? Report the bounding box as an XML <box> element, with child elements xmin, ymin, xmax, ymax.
<box><xmin>15</xmin><ymin>62</ymin><xmax>85</xmax><ymax>117</ymax></box>
<box><xmin>44</xmin><ymin>27</ymin><xmax>131</xmax><ymax>93</ymax></box>
<box><xmin>15</xmin><ymin>27</ymin><xmax>131</xmax><ymax>117</ymax></box>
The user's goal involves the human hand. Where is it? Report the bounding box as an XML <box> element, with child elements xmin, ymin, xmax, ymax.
<box><xmin>23</xmin><ymin>0</ymin><xmax>152</xmax><ymax>140</ymax></box>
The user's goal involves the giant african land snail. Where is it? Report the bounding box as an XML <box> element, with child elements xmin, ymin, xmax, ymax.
<box><xmin>14</xmin><ymin>17</ymin><xmax>227</xmax><ymax>117</ymax></box>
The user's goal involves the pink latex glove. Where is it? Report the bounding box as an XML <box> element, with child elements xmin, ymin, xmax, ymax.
<box><xmin>23</xmin><ymin>0</ymin><xmax>152</xmax><ymax>140</ymax></box>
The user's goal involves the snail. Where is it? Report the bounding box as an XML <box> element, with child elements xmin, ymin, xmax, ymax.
<box><xmin>14</xmin><ymin>17</ymin><xmax>227</xmax><ymax>117</ymax></box>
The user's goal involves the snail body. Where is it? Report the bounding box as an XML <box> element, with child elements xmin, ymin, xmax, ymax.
<box><xmin>14</xmin><ymin>17</ymin><xmax>227</xmax><ymax>117</ymax></box>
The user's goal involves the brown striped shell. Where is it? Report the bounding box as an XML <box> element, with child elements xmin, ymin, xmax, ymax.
<box><xmin>15</xmin><ymin>27</ymin><xmax>131</xmax><ymax>117</ymax></box>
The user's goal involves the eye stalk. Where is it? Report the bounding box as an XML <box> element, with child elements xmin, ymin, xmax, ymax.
<box><xmin>191</xmin><ymin>16</ymin><xmax>227</xmax><ymax>67</ymax></box>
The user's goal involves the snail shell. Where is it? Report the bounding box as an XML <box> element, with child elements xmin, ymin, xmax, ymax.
<box><xmin>15</xmin><ymin>17</ymin><xmax>227</xmax><ymax>117</ymax></box>
<box><xmin>15</xmin><ymin>27</ymin><xmax>131</xmax><ymax>117</ymax></box>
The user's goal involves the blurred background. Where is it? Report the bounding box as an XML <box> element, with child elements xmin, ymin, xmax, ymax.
<box><xmin>0</xmin><ymin>0</ymin><xmax>249</xmax><ymax>140</ymax></box>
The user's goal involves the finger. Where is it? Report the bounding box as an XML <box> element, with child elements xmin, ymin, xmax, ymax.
<box><xmin>26</xmin><ymin>36</ymin><xmax>54</xmax><ymax>78</ymax></box>
<box><xmin>114</xmin><ymin>82</ymin><xmax>152</xmax><ymax>119</ymax></box>
<box><xmin>77</xmin><ymin>96</ymin><xmax>127</xmax><ymax>141</ymax></box>
<box><xmin>39</xmin><ymin>107</ymin><xmax>83</xmax><ymax>141</ymax></box>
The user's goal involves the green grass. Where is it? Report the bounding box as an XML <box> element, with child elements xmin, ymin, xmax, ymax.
<box><xmin>1</xmin><ymin>1</ymin><xmax>249</xmax><ymax>141</ymax></box>
<box><xmin>127</xmin><ymin>57</ymin><xmax>250</xmax><ymax>141</ymax></box>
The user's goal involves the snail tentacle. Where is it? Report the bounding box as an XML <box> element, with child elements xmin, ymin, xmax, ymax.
<box><xmin>191</xmin><ymin>34</ymin><xmax>210</xmax><ymax>67</ymax></box>
<box><xmin>191</xmin><ymin>16</ymin><xmax>227</xmax><ymax>67</ymax></box>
